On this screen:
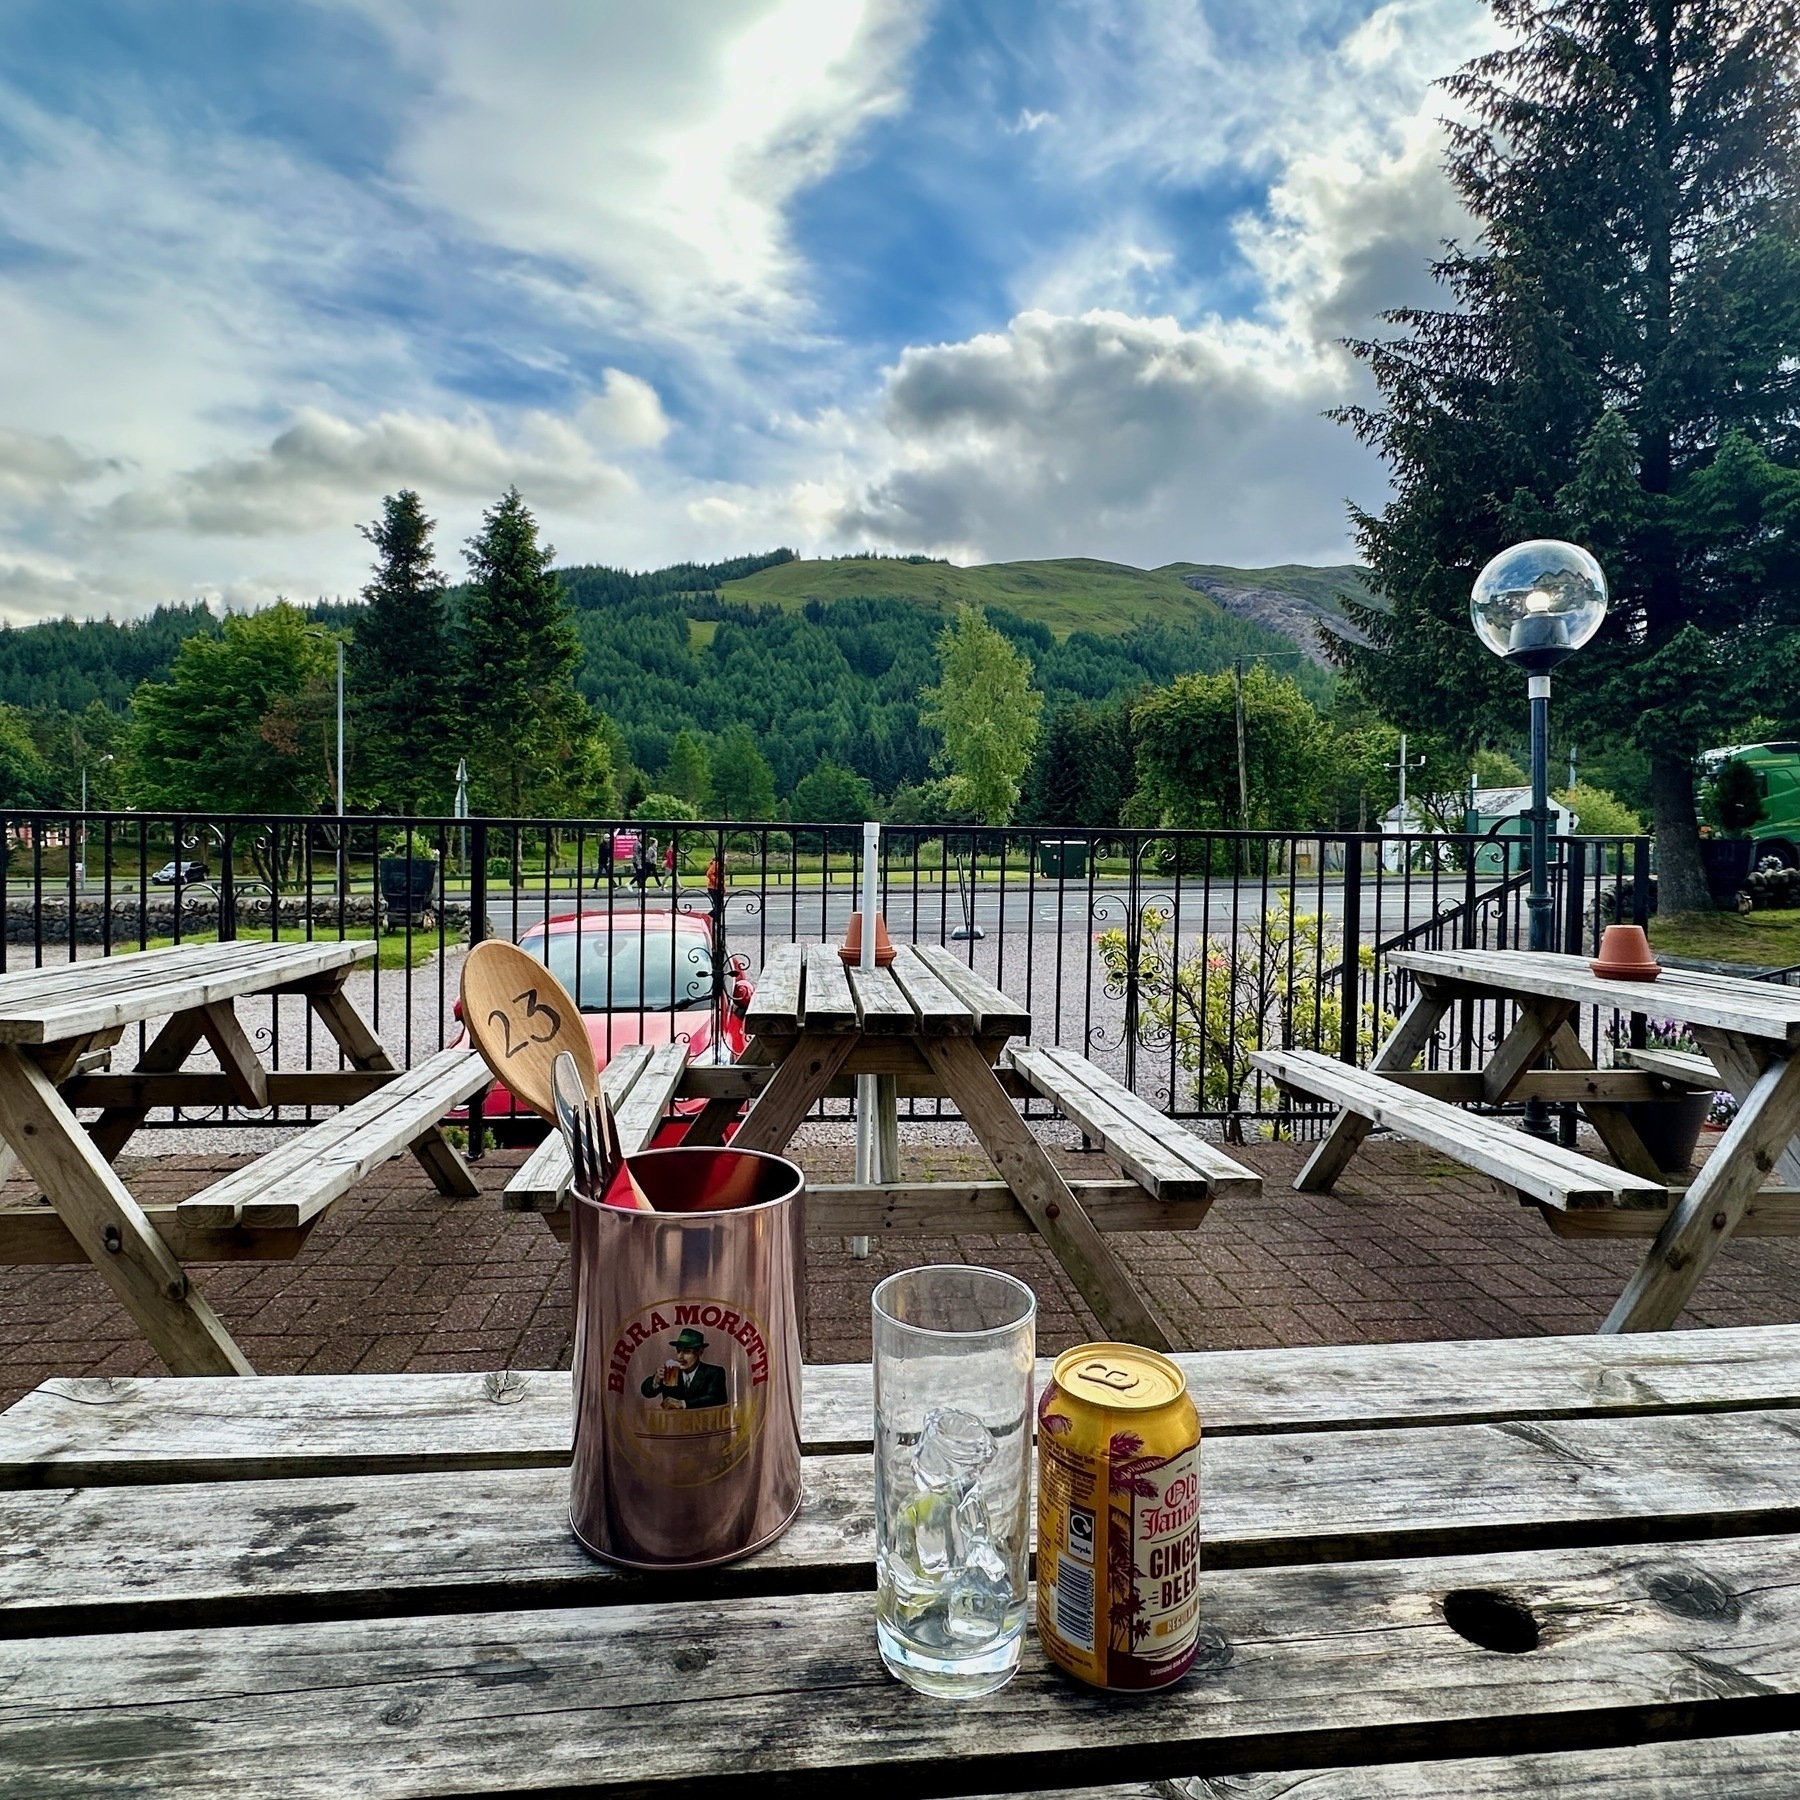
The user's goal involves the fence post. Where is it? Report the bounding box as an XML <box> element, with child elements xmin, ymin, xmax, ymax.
<box><xmin>1122</xmin><ymin>837</ymin><xmax>1142</xmax><ymax>1092</ymax></box>
<box><xmin>219</xmin><ymin>824</ymin><xmax>235</xmax><ymax>942</ymax></box>
<box><xmin>1561</xmin><ymin>838</ymin><xmax>1586</xmax><ymax>955</ymax></box>
<box><xmin>467</xmin><ymin>821</ymin><xmax>488</xmax><ymax>1159</ymax></box>
<box><xmin>1339</xmin><ymin>836</ymin><xmax>1362</xmax><ymax>1065</ymax></box>
<box><xmin>1630</xmin><ymin>835</ymin><xmax>1651</xmax><ymax>1052</ymax></box>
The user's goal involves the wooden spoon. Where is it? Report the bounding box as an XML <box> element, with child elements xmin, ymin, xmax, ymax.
<box><xmin>460</xmin><ymin>940</ymin><xmax>594</xmax><ymax>1121</ymax></box>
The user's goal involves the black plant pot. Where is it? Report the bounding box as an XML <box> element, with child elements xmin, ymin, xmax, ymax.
<box><xmin>1699</xmin><ymin>838</ymin><xmax>1755</xmax><ymax>906</ymax></box>
<box><xmin>1623</xmin><ymin>1089</ymin><xmax>1712</xmax><ymax>1175</ymax></box>
<box><xmin>378</xmin><ymin>855</ymin><xmax>439</xmax><ymax>922</ymax></box>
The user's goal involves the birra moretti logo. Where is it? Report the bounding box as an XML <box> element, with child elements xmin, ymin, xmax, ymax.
<box><xmin>607</xmin><ymin>1301</ymin><xmax>770</xmax><ymax>1395</ymax></box>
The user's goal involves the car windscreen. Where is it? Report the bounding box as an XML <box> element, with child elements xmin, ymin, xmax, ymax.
<box><xmin>538</xmin><ymin>929</ymin><xmax>714</xmax><ymax>1011</ymax></box>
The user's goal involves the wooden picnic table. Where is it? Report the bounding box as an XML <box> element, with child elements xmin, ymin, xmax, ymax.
<box><xmin>0</xmin><ymin>940</ymin><xmax>487</xmax><ymax>1377</ymax></box>
<box><xmin>731</xmin><ymin>941</ymin><xmax>1256</xmax><ymax>1350</ymax></box>
<box><xmin>1259</xmin><ymin>948</ymin><xmax>1800</xmax><ymax>1335</ymax></box>
<box><xmin>502</xmin><ymin>943</ymin><xmax>1260</xmax><ymax>1353</ymax></box>
<box><xmin>3</xmin><ymin>1323</ymin><xmax>1798</xmax><ymax>1796</ymax></box>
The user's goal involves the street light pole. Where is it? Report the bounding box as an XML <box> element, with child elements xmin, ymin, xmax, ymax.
<box><xmin>1527</xmin><ymin>675</ymin><xmax>1553</xmax><ymax>955</ymax></box>
<box><xmin>1470</xmin><ymin>540</ymin><xmax>1609</xmax><ymax>1141</ymax></box>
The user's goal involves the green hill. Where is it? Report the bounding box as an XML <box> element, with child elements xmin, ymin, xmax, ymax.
<box><xmin>723</xmin><ymin>555</ymin><xmax>1223</xmax><ymax>637</ymax></box>
<box><xmin>721</xmin><ymin>553</ymin><xmax>1374</xmax><ymax>653</ymax></box>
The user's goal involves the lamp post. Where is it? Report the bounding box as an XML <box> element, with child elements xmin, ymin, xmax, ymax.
<box><xmin>1471</xmin><ymin>539</ymin><xmax>1608</xmax><ymax>1138</ymax></box>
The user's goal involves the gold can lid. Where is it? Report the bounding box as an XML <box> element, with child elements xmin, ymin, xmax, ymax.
<box><xmin>1053</xmin><ymin>1343</ymin><xmax>1189</xmax><ymax>1411</ymax></box>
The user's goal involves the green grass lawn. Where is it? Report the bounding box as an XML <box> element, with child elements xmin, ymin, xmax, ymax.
<box><xmin>133</xmin><ymin>930</ymin><xmax>440</xmax><ymax>971</ymax></box>
<box><xmin>1649</xmin><ymin>908</ymin><xmax>1800</xmax><ymax>969</ymax></box>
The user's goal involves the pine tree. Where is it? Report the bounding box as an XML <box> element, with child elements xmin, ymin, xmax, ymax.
<box><xmin>1335</xmin><ymin>0</ymin><xmax>1800</xmax><ymax>911</ymax></box>
<box><xmin>460</xmin><ymin>488</ymin><xmax>607</xmax><ymax>817</ymax></box>
<box><xmin>350</xmin><ymin>490</ymin><xmax>458</xmax><ymax>813</ymax></box>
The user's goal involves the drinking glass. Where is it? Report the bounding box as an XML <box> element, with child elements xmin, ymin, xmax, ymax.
<box><xmin>872</xmin><ymin>1265</ymin><xmax>1037</xmax><ymax>1699</ymax></box>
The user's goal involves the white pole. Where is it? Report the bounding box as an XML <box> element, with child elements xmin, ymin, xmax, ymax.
<box><xmin>853</xmin><ymin>818</ymin><xmax>881</xmax><ymax>1245</ymax></box>
<box><xmin>1396</xmin><ymin>733</ymin><xmax>1408</xmax><ymax>825</ymax></box>
<box><xmin>335</xmin><ymin>640</ymin><xmax>345</xmax><ymax>817</ymax></box>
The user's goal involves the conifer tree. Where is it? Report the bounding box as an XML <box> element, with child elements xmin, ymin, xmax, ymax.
<box><xmin>1336</xmin><ymin>0</ymin><xmax>1800</xmax><ymax>911</ymax></box>
<box><xmin>350</xmin><ymin>490</ymin><xmax>457</xmax><ymax>813</ymax></box>
<box><xmin>460</xmin><ymin>488</ymin><xmax>608</xmax><ymax>816</ymax></box>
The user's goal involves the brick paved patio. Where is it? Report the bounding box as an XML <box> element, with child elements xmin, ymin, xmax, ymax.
<box><xmin>5</xmin><ymin>1131</ymin><xmax>1798</xmax><ymax>1409</ymax></box>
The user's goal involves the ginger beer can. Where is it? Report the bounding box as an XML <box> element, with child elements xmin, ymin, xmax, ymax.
<box><xmin>1036</xmin><ymin>1343</ymin><xmax>1201</xmax><ymax>1690</ymax></box>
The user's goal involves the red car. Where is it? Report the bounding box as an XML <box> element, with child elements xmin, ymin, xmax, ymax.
<box><xmin>451</xmin><ymin>908</ymin><xmax>752</xmax><ymax>1140</ymax></box>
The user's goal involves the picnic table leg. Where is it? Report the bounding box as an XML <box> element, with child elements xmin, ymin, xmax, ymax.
<box><xmin>733</xmin><ymin>1034</ymin><xmax>857</xmax><ymax>1153</ymax></box>
<box><xmin>684</xmin><ymin>1096</ymin><xmax>743</xmax><ymax>1146</ymax></box>
<box><xmin>920</xmin><ymin>1035</ymin><xmax>1176</xmax><ymax>1351</ymax></box>
<box><xmin>1543</xmin><ymin>1022</ymin><xmax>1665</xmax><ymax>1182</ymax></box>
<box><xmin>0</xmin><ymin>1045</ymin><xmax>253</xmax><ymax>1376</ymax></box>
<box><xmin>875</xmin><ymin>1074</ymin><xmax>901</xmax><ymax>1182</ymax></box>
<box><xmin>1295</xmin><ymin>988</ymin><xmax>1449</xmax><ymax>1193</ymax></box>
<box><xmin>0</xmin><ymin>1029</ymin><xmax>124</xmax><ymax>1185</ymax></box>
<box><xmin>305</xmin><ymin>976</ymin><xmax>479</xmax><ymax>1199</ymax></box>
<box><xmin>1694</xmin><ymin>1026</ymin><xmax>1800</xmax><ymax>1188</ymax></box>
<box><xmin>1604</xmin><ymin>1039</ymin><xmax>1800</xmax><ymax>1333</ymax></box>
<box><xmin>87</xmin><ymin>1011</ymin><xmax>208</xmax><ymax>1163</ymax></box>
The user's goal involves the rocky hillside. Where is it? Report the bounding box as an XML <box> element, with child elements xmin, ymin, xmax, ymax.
<box><xmin>1169</xmin><ymin>563</ymin><xmax>1375</xmax><ymax>669</ymax></box>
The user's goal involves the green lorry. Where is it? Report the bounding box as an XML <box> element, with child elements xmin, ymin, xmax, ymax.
<box><xmin>1701</xmin><ymin>741</ymin><xmax>1800</xmax><ymax>867</ymax></box>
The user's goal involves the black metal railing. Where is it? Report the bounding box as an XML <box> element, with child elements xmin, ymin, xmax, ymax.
<box><xmin>1</xmin><ymin>811</ymin><xmax>1655</xmax><ymax>1138</ymax></box>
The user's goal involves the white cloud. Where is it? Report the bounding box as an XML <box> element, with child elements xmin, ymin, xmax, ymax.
<box><xmin>370</xmin><ymin>0</ymin><xmax>931</xmax><ymax>340</ymax></box>
<box><xmin>789</xmin><ymin>0</ymin><xmax>1506</xmax><ymax>568</ymax></box>
<box><xmin>579</xmin><ymin>371</ymin><xmax>672</xmax><ymax>449</ymax></box>
<box><xmin>100</xmin><ymin>407</ymin><xmax>637</xmax><ymax>538</ymax></box>
<box><xmin>824</xmin><ymin>308</ymin><xmax>1368</xmax><ymax>566</ymax></box>
<box><xmin>0</xmin><ymin>429</ymin><xmax>113</xmax><ymax>516</ymax></box>
<box><xmin>0</xmin><ymin>0</ymin><xmax>1512</xmax><ymax>619</ymax></box>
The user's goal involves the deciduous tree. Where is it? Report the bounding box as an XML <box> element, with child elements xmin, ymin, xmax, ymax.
<box><xmin>127</xmin><ymin>604</ymin><xmax>336</xmax><ymax>816</ymax></box>
<box><xmin>708</xmin><ymin>724</ymin><xmax>777</xmax><ymax>821</ymax></box>
<box><xmin>790</xmin><ymin>760</ymin><xmax>875</xmax><ymax>823</ymax></box>
<box><xmin>919</xmin><ymin>605</ymin><xmax>1043</xmax><ymax>825</ymax></box>
<box><xmin>662</xmin><ymin>730</ymin><xmax>711</xmax><ymax>808</ymax></box>
<box><xmin>1132</xmin><ymin>665</ymin><xmax>1333</xmax><ymax>831</ymax></box>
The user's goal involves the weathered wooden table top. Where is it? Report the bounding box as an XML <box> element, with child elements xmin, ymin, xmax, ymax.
<box><xmin>1392</xmin><ymin>947</ymin><xmax>1800</xmax><ymax>1047</ymax></box>
<box><xmin>742</xmin><ymin>939</ymin><xmax>1030</xmax><ymax>1042</ymax></box>
<box><xmin>3</xmin><ymin>1326</ymin><xmax>1798</xmax><ymax>1797</ymax></box>
<box><xmin>0</xmin><ymin>937</ymin><xmax>374</xmax><ymax>1043</ymax></box>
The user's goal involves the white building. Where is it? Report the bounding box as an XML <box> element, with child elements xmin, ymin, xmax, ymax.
<box><xmin>1381</xmin><ymin>786</ymin><xmax>1575</xmax><ymax>872</ymax></box>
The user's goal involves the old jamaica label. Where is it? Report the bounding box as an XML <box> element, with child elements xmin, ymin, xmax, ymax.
<box><xmin>1036</xmin><ymin>1343</ymin><xmax>1203</xmax><ymax>1690</ymax></box>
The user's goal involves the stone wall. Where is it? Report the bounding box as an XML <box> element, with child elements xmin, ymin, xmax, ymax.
<box><xmin>6</xmin><ymin>894</ymin><xmax>472</xmax><ymax>947</ymax></box>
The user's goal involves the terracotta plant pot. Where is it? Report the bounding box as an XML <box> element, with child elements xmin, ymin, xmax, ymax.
<box><xmin>1590</xmin><ymin>923</ymin><xmax>1660</xmax><ymax>981</ymax></box>
<box><xmin>838</xmin><ymin>910</ymin><xmax>896</xmax><ymax>967</ymax></box>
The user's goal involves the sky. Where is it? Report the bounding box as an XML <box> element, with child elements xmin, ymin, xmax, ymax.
<box><xmin>0</xmin><ymin>0</ymin><xmax>1505</xmax><ymax>624</ymax></box>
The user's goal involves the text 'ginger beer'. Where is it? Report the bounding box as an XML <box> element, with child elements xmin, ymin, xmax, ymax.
<box><xmin>1036</xmin><ymin>1343</ymin><xmax>1202</xmax><ymax>1690</ymax></box>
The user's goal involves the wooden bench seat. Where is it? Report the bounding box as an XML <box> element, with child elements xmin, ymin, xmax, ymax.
<box><xmin>1621</xmin><ymin>1046</ymin><xmax>1721</xmax><ymax>1088</ymax></box>
<box><xmin>176</xmin><ymin>1050</ymin><xmax>488</xmax><ymax>1231</ymax></box>
<box><xmin>1252</xmin><ymin>1047</ymin><xmax>1669</xmax><ymax>1212</ymax></box>
<box><xmin>502</xmin><ymin>1042</ymin><xmax>687</xmax><ymax>1216</ymax></box>
<box><xmin>1007</xmin><ymin>1043</ymin><xmax>1260</xmax><ymax>1209</ymax></box>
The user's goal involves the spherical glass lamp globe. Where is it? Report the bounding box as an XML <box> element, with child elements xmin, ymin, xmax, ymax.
<box><xmin>1469</xmin><ymin>539</ymin><xmax>1608</xmax><ymax>673</ymax></box>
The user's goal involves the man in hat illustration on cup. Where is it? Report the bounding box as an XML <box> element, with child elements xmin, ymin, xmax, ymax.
<box><xmin>642</xmin><ymin>1327</ymin><xmax>728</xmax><ymax>1409</ymax></box>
